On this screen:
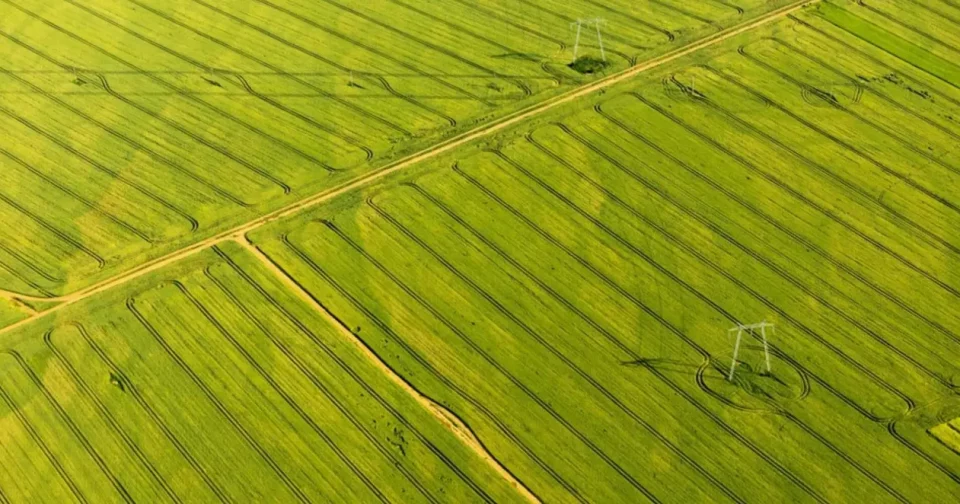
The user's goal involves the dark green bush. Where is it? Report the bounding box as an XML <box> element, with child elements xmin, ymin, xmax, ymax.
<box><xmin>568</xmin><ymin>56</ymin><xmax>608</xmax><ymax>74</ymax></box>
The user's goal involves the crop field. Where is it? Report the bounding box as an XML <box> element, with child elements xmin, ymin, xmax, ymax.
<box><xmin>0</xmin><ymin>242</ymin><xmax>529</xmax><ymax>502</ymax></box>
<box><xmin>930</xmin><ymin>417</ymin><xmax>960</xmax><ymax>455</ymax></box>
<box><xmin>0</xmin><ymin>0</ymin><xmax>958</xmax><ymax>502</ymax></box>
<box><xmin>0</xmin><ymin>0</ymin><xmax>786</xmax><ymax>298</ymax></box>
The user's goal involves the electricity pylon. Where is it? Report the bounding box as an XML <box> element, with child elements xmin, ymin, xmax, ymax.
<box><xmin>570</xmin><ymin>17</ymin><xmax>607</xmax><ymax>62</ymax></box>
<box><xmin>727</xmin><ymin>321</ymin><xmax>775</xmax><ymax>380</ymax></box>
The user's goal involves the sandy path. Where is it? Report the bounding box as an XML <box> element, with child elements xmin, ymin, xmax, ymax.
<box><xmin>0</xmin><ymin>0</ymin><xmax>818</xmax><ymax>336</ymax></box>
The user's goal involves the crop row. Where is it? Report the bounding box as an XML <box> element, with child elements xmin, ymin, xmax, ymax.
<box><xmin>0</xmin><ymin>243</ymin><xmax>519</xmax><ymax>502</ymax></box>
<box><xmin>244</xmin><ymin>7</ymin><xmax>960</xmax><ymax>499</ymax></box>
<box><xmin>0</xmin><ymin>0</ymin><xmax>793</xmax><ymax>300</ymax></box>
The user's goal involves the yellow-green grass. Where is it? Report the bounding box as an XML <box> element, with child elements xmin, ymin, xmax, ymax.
<box><xmin>813</xmin><ymin>1</ymin><xmax>960</xmax><ymax>85</ymax></box>
<box><xmin>0</xmin><ymin>240</ymin><xmax>522</xmax><ymax>502</ymax></box>
<box><xmin>0</xmin><ymin>0</ymin><xmax>798</xmax><ymax>301</ymax></box>
<box><xmin>0</xmin><ymin>299</ymin><xmax>28</xmax><ymax>328</ymax></box>
<box><xmin>0</xmin><ymin>1</ymin><xmax>957</xmax><ymax>502</ymax></box>
<box><xmin>929</xmin><ymin>420</ymin><xmax>960</xmax><ymax>454</ymax></box>
<box><xmin>249</xmin><ymin>6</ymin><xmax>960</xmax><ymax>501</ymax></box>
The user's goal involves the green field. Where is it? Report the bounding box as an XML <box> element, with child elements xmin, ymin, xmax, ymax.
<box><xmin>0</xmin><ymin>0</ymin><xmax>958</xmax><ymax>502</ymax></box>
<box><xmin>0</xmin><ymin>0</ymin><xmax>786</xmax><ymax>297</ymax></box>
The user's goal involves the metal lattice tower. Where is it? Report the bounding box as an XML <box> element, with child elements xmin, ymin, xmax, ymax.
<box><xmin>570</xmin><ymin>18</ymin><xmax>607</xmax><ymax>62</ymax></box>
<box><xmin>727</xmin><ymin>321</ymin><xmax>775</xmax><ymax>380</ymax></box>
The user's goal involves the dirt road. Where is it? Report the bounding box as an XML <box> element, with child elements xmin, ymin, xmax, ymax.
<box><xmin>0</xmin><ymin>0</ymin><xmax>819</xmax><ymax>339</ymax></box>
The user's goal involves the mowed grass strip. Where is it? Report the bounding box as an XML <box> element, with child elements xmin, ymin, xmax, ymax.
<box><xmin>0</xmin><ymin>242</ymin><xmax>522</xmax><ymax>502</ymax></box>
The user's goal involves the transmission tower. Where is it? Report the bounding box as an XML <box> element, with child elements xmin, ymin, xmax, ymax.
<box><xmin>727</xmin><ymin>321</ymin><xmax>775</xmax><ymax>380</ymax></box>
<box><xmin>570</xmin><ymin>17</ymin><xmax>607</xmax><ymax>62</ymax></box>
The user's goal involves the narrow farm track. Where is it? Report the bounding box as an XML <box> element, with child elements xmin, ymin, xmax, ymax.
<box><xmin>0</xmin><ymin>0</ymin><xmax>820</xmax><ymax>334</ymax></box>
<box><xmin>206</xmin><ymin>247</ymin><xmax>509</xmax><ymax>503</ymax></box>
<box><xmin>3</xmin><ymin>2</ymin><xmax>959</xmax><ymax>501</ymax></box>
<box><xmin>237</xmin><ymin>239</ymin><xmax>541</xmax><ymax>504</ymax></box>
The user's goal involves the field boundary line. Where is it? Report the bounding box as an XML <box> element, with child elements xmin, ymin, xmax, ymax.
<box><xmin>236</xmin><ymin>238</ymin><xmax>541</xmax><ymax>503</ymax></box>
<box><xmin>0</xmin><ymin>0</ymin><xmax>818</xmax><ymax>338</ymax></box>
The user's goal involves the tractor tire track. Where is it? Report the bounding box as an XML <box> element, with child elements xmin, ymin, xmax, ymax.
<box><xmin>903</xmin><ymin>0</ymin><xmax>960</xmax><ymax>29</ymax></box>
<box><xmin>0</xmin><ymin>365</ymin><xmax>87</xmax><ymax>503</ymax></box>
<box><xmin>180</xmin><ymin>273</ymin><xmax>401</xmax><ymax>504</ymax></box>
<box><xmin>788</xmin><ymin>14</ymin><xmax>960</xmax><ymax>109</ymax></box>
<box><xmin>585</xmin><ymin>0</ymin><xmax>720</xmax><ymax>30</ymax></box>
<box><xmin>126</xmin><ymin>294</ymin><xmax>309</xmax><ymax>503</ymax></box>
<box><xmin>307</xmin><ymin>0</ymin><xmax>538</xmax><ymax>95</ymax></box>
<box><xmin>382</xmin><ymin>0</ymin><xmax>543</xmax><ymax>95</ymax></box>
<box><xmin>280</xmin><ymin>232</ymin><xmax>589</xmax><ymax>503</ymax></box>
<box><xmin>374</xmin><ymin>76</ymin><xmax>458</xmax><ymax>127</ymax></box>
<box><xmin>0</xmin><ymin>1</ymin><xmax>339</xmax><ymax>173</ymax></box>
<box><xmin>190</xmin><ymin>0</ymin><xmax>458</xmax><ymax>128</ymax></box>
<box><xmin>0</xmin><ymin>189</ymin><xmax>105</xmax><ymax>270</ymax></box>
<box><xmin>441</xmin><ymin>0</ymin><xmax>568</xmax><ymax>53</ymax></box>
<box><xmin>710</xmin><ymin>0</ymin><xmax>745</xmax><ymax>16</ymax></box>
<box><xmin>0</xmin><ymin>241</ymin><xmax>63</xmax><ymax>284</ymax></box>
<box><xmin>368</xmin><ymin>196</ymin><xmax>717</xmax><ymax>504</ymax></box>
<box><xmin>513</xmin><ymin>0</ymin><xmax>674</xmax><ymax>44</ymax></box>
<box><xmin>854</xmin><ymin>0</ymin><xmax>960</xmax><ymax>56</ymax></box>
<box><xmin>74</xmin><ymin>322</ymin><xmax>230</xmax><ymax>502</ymax></box>
<box><xmin>888</xmin><ymin>418</ymin><xmax>960</xmax><ymax>485</ymax></box>
<box><xmin>210</xmin><ymin>246</ymin><xmax>503</xmax><ymax>503</ymax></box>
<box><xmin>1</xmin><ymin>350</ymin><xmax>133</xmax><ymax>503</ymax></box>
<box><xmin>456</xmin><ymin>156</ymin><xmax>912</xmax><ymax>501</ymax></box>
<box><xmin>739</xmin><ymin>44</ymin><xmax>960</xmax><ymax>193</ymax></box>
<box><xmin>0</xmin><ymin>255</ymin><xmax>56</xmax><ymax>298</ymax></box>
<box><xmin>44</xmin><ymin>328</ymin><xmax>182</xmax><ymax>503</ymax></box>
<box><xmin>0</xmin><ymin>147</ymin><xmax>154</xmax><ymax>243</ymax></box>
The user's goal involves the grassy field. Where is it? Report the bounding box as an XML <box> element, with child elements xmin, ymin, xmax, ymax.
<box><xmin>0</xmin><ymin>0</ymin><xmax>957</xmax><ymax>502</ymax></box>
<box><xmin>245</xmin><ymin>1</ymin><xmax>960</xmax><ymax>500</ymax></box>
<box><xmin>0</xmin><ymin>0</ymin><xmax>790</xmax><ymax>298</ymax></box>
<box><xmin>0</xmin><ymin>241</ymin><xmax>526</xmax><ymax>502</ymax></box>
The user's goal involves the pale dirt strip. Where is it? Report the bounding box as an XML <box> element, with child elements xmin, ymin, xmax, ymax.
<box><xmin>238</xmin><ymin>239</ymin><xmax>541</xmax><ymax>503</ymax></box>
<box><xmin>0</xmin><ymin>0</ymin><xmax>819</xmax><ymax>339</ymax></box>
